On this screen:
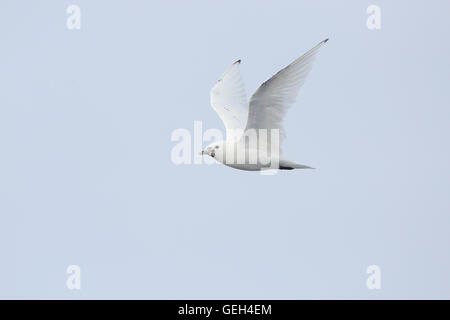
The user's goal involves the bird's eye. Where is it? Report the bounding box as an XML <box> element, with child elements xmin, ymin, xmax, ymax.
<box><xmin>215</xmin><ymin>146</ymin><xmax>219</xmax><ymax>149</ymax></box>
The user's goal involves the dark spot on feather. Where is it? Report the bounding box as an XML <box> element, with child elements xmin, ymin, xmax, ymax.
<box><xmin>279</xmin><ymin>166</ymin><xmax>294</xmax><ymax>170</ymax></box>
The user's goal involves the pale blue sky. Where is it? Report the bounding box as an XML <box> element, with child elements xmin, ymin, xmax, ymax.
<box><xmin>1</xmin><ymin>0</ymin><xmax>449</xmax><ymax>299</ymax></box>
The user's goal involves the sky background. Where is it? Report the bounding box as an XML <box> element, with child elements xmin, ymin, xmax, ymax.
<box><xmin>1</xmin><ymin>0</ymin><xmax>450</xmax><ymax>299</ymax></box>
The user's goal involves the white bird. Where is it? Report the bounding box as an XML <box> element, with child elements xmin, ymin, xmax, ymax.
<box><xmin>200</xmin><ymin>39</ymin><xmax>328</xmax><ymax>171</ymax></box>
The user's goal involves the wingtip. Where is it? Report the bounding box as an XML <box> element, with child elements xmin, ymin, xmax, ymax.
<box><xmin>323</xmin><ymin>38</ymin><xmax>329</xmax><ymax>44</ymax></box>
<box><xmin>234</xmin><ymin>59</ymin><xmax>241</xmax><ymax>65</ymax></box>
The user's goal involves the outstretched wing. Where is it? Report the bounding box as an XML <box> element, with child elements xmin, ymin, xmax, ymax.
<box><xmin>245</xmin><ymin>39</ymin><xmax>328</xmax><ymax>150</ymax></box>
<box><xmin>210</xmin><ymin>60</ymin><xmax>248</xmax><ymax>141</ymax></box>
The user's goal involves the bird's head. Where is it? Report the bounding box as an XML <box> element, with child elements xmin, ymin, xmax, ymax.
<box><xmin>199</xmin><ymin>141</ymin><xmax>225</xmax><ymax>159</ymax></box>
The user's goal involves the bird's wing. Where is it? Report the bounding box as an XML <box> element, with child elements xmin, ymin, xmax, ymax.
<box><xmin>245</xmin><ymin>39</ymin><xmax>328</xmax><ymax>150</ymax></box>
<box><xmin>210</xmin><ymin>60</ymin><xmax>248</xmax><ymax>141</ymax></box>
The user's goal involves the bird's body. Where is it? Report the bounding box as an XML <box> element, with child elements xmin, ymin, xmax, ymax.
<box><xmin>201</xmin><ymin>39</ymin><xmax>328</xmax><ymax>171</ymax></box>
<box><xmin>202</xmin><ymin>140</ymin><xmax>313</xmax><ymax>171</ymax></box>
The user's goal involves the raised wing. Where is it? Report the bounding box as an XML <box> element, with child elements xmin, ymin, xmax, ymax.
<box><xmin>245</xmin><ymin>39</ymin><xmax>328</xmax><ymax>150</ymax></box>
<box><xmin>210</xmin><ymin>60</ymin><xmax>248</xmax><ymax>141</ymax></box>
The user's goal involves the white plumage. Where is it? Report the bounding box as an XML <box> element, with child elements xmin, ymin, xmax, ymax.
<box><xmin>203</xmin><ymin>39</ymin><xmax>328</xmax><ymax>171</ymax></box>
